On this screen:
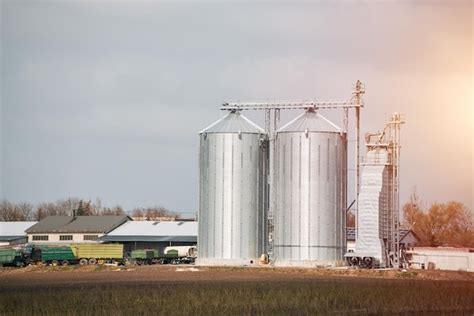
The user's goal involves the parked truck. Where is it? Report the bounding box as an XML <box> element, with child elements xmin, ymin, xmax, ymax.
<box><xmin>24</xmin><ymin>244</ymin><xmax>124</xmax><ymax>266</ymax></box>
<box><xmin>0</xmin><ymin>248</ymin><xmax>24</xmax><ymax>267</ymax></box>
<box><xmin>129</xmin><ymin>246</ymin><xmax>197</xmax><ymax>265</ymax></box>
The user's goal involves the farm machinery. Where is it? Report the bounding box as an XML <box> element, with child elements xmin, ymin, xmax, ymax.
<box><xmin>129</xmin><ymin>246</ymin><xmax>197</xmax><ymax>265</ymax></box>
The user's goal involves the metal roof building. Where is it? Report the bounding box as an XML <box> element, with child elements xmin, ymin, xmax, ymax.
<box><xmin>100</xmin><ymin>221</ymin><xmax>197</xmax><ymax>243</ymax></box>
<box><xmin>0</xmin><ymin>221</ymin><xmax>37</xmax><ymax>245</ymax></box>
<box><xmin>406</xmin><ymin>247</ymin><xmax>474</xmax><ymax>272</ymax></box>
<box><xmin>25</xmin><ymin>215</ymin><xmax>131</xmax><ymax>244</ymax></box>
<box><xmin>26</xmin><ymin>216</ymin><xmax>131</xmax><ymax>234</ymax></box>
<box><xmin>101</xmin><ymin>221</ymin><xmax>198</xmax><ymax>255</ymax></box>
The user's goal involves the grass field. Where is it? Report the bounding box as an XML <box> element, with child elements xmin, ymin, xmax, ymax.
<box><xmin>0</xmin><ymin>266</ymin><xmax>473</xmax><ymax>315</ymax></box>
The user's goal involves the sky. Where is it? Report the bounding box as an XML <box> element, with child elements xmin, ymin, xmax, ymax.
<box><xmin>0</xmin><ymin>1</ymin><xmax>472</xmax><ymax>215</ymax></box>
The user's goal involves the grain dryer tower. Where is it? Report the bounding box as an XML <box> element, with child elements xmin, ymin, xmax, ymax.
<box><xmin>197</xmin><ymin>111</ymin><xmax>268</xmax><ymax>265</ymax></box>
<box><xmin>345</xmin><ymin>113</ymin><xmax>405</xmax><ymax>268</ymax></box>
<box><xmin>273</xmin><ymin>110</ymin><xmax>347</xmax><ymax>266</ymax></box>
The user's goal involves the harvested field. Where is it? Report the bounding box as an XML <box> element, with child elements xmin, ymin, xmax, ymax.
<box><xmin>1</xmin><ymin>265</ymin><xmax>473</xmax><ymax>315</ymax></box>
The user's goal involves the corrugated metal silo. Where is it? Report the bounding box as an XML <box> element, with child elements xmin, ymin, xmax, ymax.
<box><xmin>273</xmin><ymin>109</ymin><xmax>347</xmax><ymax>267</ymax></box>
<box><xmin>197</xmin><ymin>111</ymin><xmax>268</xmax><ymax>265</ymax></box>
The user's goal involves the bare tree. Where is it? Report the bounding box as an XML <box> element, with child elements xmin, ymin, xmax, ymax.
<box><xmin>35</xmin><ymin>199</ymin><xmax>73</xmax><ymax>220</ymax></box>
<box><xmin>0</xmin><ymin>200</ymin><xmax>15</xmax><ymax>221</ymax></box>
<box><xmin>17</xmin><ymin>202</ymin><xmax>33</xmax><ymax>220</ymax></box>
<box><xmin>144</xmin><ymin>206</ymin><xmax>179</xmax><ymax>221</ymax></box>
<box><xmin>0</xmin><ymin>200</ymin><xmax>34</xmax><ymax>221</ymax></box>
<box><xmin>131</xmin><ymin>207</ymin><xmax>144</xmax><ymax>219</ymax></box>
<box><xmin>101</xmin><ymin>205</ymin><xmax>125</xmax><ymax>216</ymax></box>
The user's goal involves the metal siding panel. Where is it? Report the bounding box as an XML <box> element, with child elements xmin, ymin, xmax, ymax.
<box><xmin>310</xmin><ymin>139</ymin><xmax>320</xmax><ymax>260</ymax></box>
<box><xmin>240</xmin><ymin>136</ymin><xmax>250</xmax><ymax>258</ymax></box>
<box><xmin>213</xmin><ymin>134</ymin><xmax>224</xmax><ymax>258</ymax></box>
<box><xmin>232</xmin><ymin>136</ymin><xmax>242</xmax><ymax>259</ymax></box>
<box><xmin>222</xmin><ymin>134</ymin><xmax>234</xmax><ymax>258</ymax></box>
<box><xmin>290</xmin><ymin>135</ymin><xmax>299</xmax><ymax>260</ymax></box>
<box><xmin>198</xmin><ymin>136</ymin><xmax>205</xmax><ymax>257</ymax></box>
<box><xmin>299</xmin><ymin>134</ymin><xmax>310</xmax><ymax>261</ymax></box>
<box><xmin>318</xmin><ymin>135</ymin><xmax>329</xmax><ymax>260</ymax></box>
<box><xmin>283</xmin><ymin>135</ymin><xmax>292</xmax><ymax>260</ymax></box>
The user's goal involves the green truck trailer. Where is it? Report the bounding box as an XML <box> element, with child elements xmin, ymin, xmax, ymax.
<box><xmin>27</xmin><ymin>244</ymin><xmax>124</xmax><ymax>265</ymax></box>
<box><xmin>71</xmin><ymin>244</ymin><xmax>123</xmax><ymax>265</ymax></box>
<box><xmin>0</xmin><ymin>248</ymin><xmax>23</xmax><ymax>267</ymax></box>
<box><xmin>129</xmin><ymin>247</ymin><xmax>196</xmax><ymax>265</ymax></box>
<box><xmin>29</xmin><ymin>245</ymin><xmax>77</xmax><ymax>265</ymax></box>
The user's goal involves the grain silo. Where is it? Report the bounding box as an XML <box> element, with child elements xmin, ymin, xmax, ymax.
<box><xmin>273</xmin><ymin>109</ymin><xmax>347</xmax><ymax>267</ymax></box>
<box><xmin>197</xmin><ymin>111</ymin><xmax>268</xmax><ymax>265</ymax></box>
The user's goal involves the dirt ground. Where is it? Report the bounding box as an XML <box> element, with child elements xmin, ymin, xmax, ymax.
<box><xmin>0</xmin><ymin>264</ymin><xmax>472</xmax><ymax>289</ymax></box>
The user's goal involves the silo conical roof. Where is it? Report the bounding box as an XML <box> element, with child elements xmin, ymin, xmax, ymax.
<box><xmin>277</xmin><ymin>110</ymin><xmax>342</xmax><ymax>133</ymax></box>
<box><xmin>200</xmin><ymin>111</ymin><xmax>264</xmax><ymax>134</ymax></box>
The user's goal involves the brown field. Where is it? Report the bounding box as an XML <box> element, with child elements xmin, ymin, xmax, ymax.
<box><xmin>1</xmin><ymin>265</ymin><xmax>473</xmax><ymax>315</ymax></box>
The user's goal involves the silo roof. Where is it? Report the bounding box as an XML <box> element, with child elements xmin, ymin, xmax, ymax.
<box><xmin>277</xmin><ymin>110</ymin><xmax>342</xmax><ymax>133</ymax></box>
<box><xmin>200</xmin><ymin>111</ymin><xmax>264</xmax><ymax>134</ymax></box>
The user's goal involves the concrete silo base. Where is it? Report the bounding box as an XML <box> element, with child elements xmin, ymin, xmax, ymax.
<box><xmin>273</xmin><ymin>259</ymin><xmax>346</xmax><ymax>268</ymax></box>
<box><xmin>196</xmin><ymin>258</ymin><xmax>260</xmax><ymax>267</ymax></box>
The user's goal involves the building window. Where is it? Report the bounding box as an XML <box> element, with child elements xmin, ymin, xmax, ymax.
<box><xmin>32</xmin><ymin>235</ymin><xmax>49</xmax><ymax>241</ymax></box>
<box><xmin>84</xmin><ymin>235</ymin><xmax>98</xmax><ymax>241</ymax></box>
<box><xmin>59</xmin><ymin>235</ymin><xmax>73</xmax><ymax>241</ymax></box>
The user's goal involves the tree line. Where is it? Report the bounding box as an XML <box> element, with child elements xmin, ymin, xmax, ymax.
<box><xmin>402</xmin><ymin>192</ymin><xmax>473</xmax><ymax>248</ymax></box>
<box><xmin>0</xmin><ymin>198</ymin><xmax>180</xmax><ymax>221</ymax></box>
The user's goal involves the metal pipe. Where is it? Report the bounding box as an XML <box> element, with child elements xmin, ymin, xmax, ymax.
<box><xmin>355</xmin><ymin>106</ymin><xmax>360</xmax><ymax>240</ymax></box>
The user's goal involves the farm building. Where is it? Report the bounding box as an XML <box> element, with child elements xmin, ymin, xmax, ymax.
<box><xmin>406</xmin><ymin>247</ymin><xmax>474</xmax><ymax>272</ymax></box>
<box><xmin>100</xmin><ymin>221</ymin><xmax>197</xmax><ymax>255</ymax></box>
<box><xmin>25</xmin><ymin>215</ymin><xmax>131</xmax><ymax>244</ymax></box>
<box><xmin>346</xmin><ymin>228</ymin><xmax>419</xmax><ymax>253</ymax></box>
<box><xmin>0</xmin><ymin>221</ymin><xmax>37</xmax><ymax>246</ymax></box>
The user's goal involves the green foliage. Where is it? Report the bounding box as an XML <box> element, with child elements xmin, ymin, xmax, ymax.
<box><xmin>403</xmin><ymin>192</ymin><xmax>474</xmax><ymax>247</ymax></box>
<box><xmin>75</xmin><ymin>200</ymin><xmax>85</xmax><ymax>216</ymax></box>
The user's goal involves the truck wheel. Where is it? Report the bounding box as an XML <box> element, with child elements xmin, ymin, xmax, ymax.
<box><xmin>88</xmin><ymin>258</ymin><xmax>97</xmax><ymax>265</ymax></box>
<box><xmin>61</xmin><ymin>260</ymin><xmax>69</xmax><ymax>266</ymax></box>
<box><xmin>51</xmin><ymin>260</ymin><xmax>59</xmax><ymax>266</ymax></box>
<box><xmin>79</xmin><ymin>258</ymin><xmax>88</xmax><ymax>265</ymax></box>
<box><xmin>348</xmin><ymin>257</ymin><xmax>360</xmax><ymax>267</ymax></box>
<box><xmin>362</xmin><ymin>257</ymin><xmax>374</xmax><ymax>269</ymax></box>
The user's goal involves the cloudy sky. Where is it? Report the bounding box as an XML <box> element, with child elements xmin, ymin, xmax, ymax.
<box><xmin>1</xmin><ymin>1</ymin><xmax>472</xmax><ymax>215</ymax></box>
